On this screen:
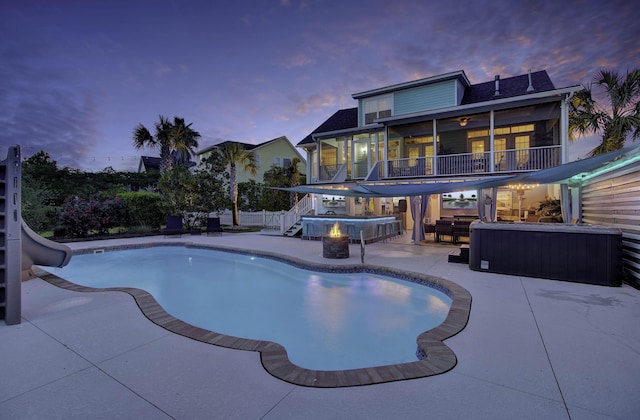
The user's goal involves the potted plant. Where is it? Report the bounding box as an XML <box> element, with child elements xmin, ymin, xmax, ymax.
<box><xmin>535</xmin><ymin>196</ymin><xmax>563</xmax><ymax>222</ymax></box>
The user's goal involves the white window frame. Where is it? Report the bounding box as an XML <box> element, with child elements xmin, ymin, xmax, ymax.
<box><xmin>362</xmin><ymin>94</ymin><xmax>393</xmax><ymax>125</ymax></box>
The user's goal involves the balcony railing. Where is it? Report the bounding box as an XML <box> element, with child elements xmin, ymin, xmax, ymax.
<box><xmin>492</xmin><ymin>146</ymin><xmax>561</xmax><ymax>172</ymax></box>
<box><xmin>318</xmin><ymin>164</ymin><xmax>340</xmax><ymax>181</ymax></box>
<box><xmin>403</xmin><ymin>146</ymin><xmax>561</xmax><ymax>177</ymax></box>
<box><xmin>316</xmin><ymin>146</ymin><xmax>562</xmax><ymax>183</ymax></box>
<box><xmin>352</xmin><ymin>161</ymin><xmax>369</xmax><ymax>179</ymax></box>
<box><xmin>387</xmin><ymin>157</ymin><xmax>434</xmax><ymax>177</ymax></box>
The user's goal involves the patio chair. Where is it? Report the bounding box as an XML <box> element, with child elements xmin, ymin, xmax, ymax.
<box><xmin>435</xmin><ymin>219</ymin><xmax>454</xmax><ymax>243</ymax></box>
<box><xmin>205</xmin><ymin>217</ymin><xmax>223</xmax><ymax>236</ymax></box>
<box><xmin>453</xmin><ymin>220</ymin><xmax>472</xmax><ymax>244</ymax></box>
<box><xmin>163</xmin><ymin>215</ymin><xmax>184</xmax><ymax>237</ymax></box>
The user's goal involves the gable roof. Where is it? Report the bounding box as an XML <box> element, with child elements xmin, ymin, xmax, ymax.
<box><xmin>251</xmin><ymin>135</ymin><xmax>291</xmax><ymax>150</ymax></box>
<box><xmin>352</xmin><ymin>70</ymin><xmax>471</xmax><ymax>99</ymax></box>
<box><xmin>137</xmin><ymin>155</ymin><xmax>195</xmax><ymax>172</ymax></box>
<box><xmin>253</xmin><ymin>136</ymin><xmax>307</xmax><ymax>162</ymax></box>
<box><xmin>461</xmin><ymin>71</ymin><xmax>555</xmax><ymax>104</ymax></box>
<box><xmin>198</xmin><ymin>136</ymin><xmax>298</xmax><ymax>155</ymax></box>
<box><xmin>298</xmin><ymin>108</ymin><xmax>358</xmax><ymax>146</ymax></box>
<box><xmin>138</xmin><ymin>156</ymin><xmax>161</xmax><ymax>172</ymax></box>
<box><xmin>197</xmin><ymin>140</ymin><xmax>253</xmax><ymax>156</ymax></box>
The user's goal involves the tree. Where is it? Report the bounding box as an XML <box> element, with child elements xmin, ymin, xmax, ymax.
<box><xmin>261</xmin><ymin>165</ymin><xmax>291</xmax><ymax>211</ymax></box>
<box><xmin>285</xmin><ymin>156</ymin><xmax>302</xmax><ymax>208</ymax></box>
<box><xmin>22</xmin><ymin>151</ymin><xmax>58</xmax><ymax>180</ymax></box>
<box><xmin>218</xmin><ymin>143</ymin><xmax>258</xmax><ymax>225</ymax></box>
<box><xmin>21</xmin><ymin>171</ymin><xmax>57</xmax><ymax>232</ymax></box>
<box><xmin>238</xmin><ymin>180</ymin><xmax>263</xmax><ymax>211</ymax></box>
<box><xmin>118</xmin><ymin>191</ymin><xmax>167</xmax><ymax>229</ymax></box>
<box><xmin>569</xmin><ymin>69</ymin><xmax>640</xmax><ymax>156</ymax></box>
<box><xmin>22</xmin><ymin>151</ymin><xmax>71</xmax><ymax>206</ymax></box>
<box><xmin>158</xmin><ymin>156</ymin><xmax>227</xmax><ymax>229</ymax></box>
<box><xmin>133</xmin><ymin>115</ymin><xmax>201</xmax><ymax>173</ymax></box>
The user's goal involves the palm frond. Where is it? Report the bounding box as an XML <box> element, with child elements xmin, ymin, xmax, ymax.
<box><xmin>570</xmin><ymin>68</ymin><xmax>640</xmax><ymax>153</ymax></box>
<box><xmin>132</xmin><ymin>124</ymin><xmax>153</xmax><ymax>149</ymax></box>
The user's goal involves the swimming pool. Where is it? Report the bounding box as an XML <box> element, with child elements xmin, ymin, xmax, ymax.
<box><xmin>40</xmin><ymin>243</ymin><xmax>471</xmax><ymax>387</ymax></box>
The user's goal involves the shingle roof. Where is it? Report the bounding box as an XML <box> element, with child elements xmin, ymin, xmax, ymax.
<box><xmin>138</xmin><ymin>155</ymin><xmax>195</xmax><ymax>172</ymax></box>
<box><xmin>214</xmin><ymin>140</ymin><xmax>258</xmax><ymax>150</ymax></box>
<box><xmin>198</xmin><ymin>136</ymin><xmax>292</xmax><ymax>155</ymax></box>
<box><xmin>298</xmin><ymin>70</ymin><xmax>559</xmax><ymax>146</ymax></box>
<box><xmin>140</xmin><ymin>156</ymin><xmax>161</xmax><ymax>171</ymax></box>
<box><xmin>461</xmin><ymin>71</ymin><xmax>555</xmax><ymax>104</ymax></box>
<box><xmin>298</xmin><ymin>108</ymin><xmax>358</xmax><ymax>146</ymax></box>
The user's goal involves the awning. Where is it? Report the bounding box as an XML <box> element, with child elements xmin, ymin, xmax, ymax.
<box><xmin>506</xmin><ymin>145</ymin><xmax>640</xmax><ymax>185</ymax></box>
<box><xmin>360</xmin><ymin>176</ymin><xmax>515</xmax><ymax>197</ymax></box>
<box><xmin>276</xmin><ymin>184</ymin><xmax>382</xmax><ymax>197</ymax></box>
<box><xmin>277</xmin><ymin>177</ymin><xmax>513</xmax><ymax>197</ymax></box>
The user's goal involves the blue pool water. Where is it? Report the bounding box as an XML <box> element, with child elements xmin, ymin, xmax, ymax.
<box><xmin>44</xmin><ymin>247</ymin><xmax>452</xmax><ymax>371</ymax></box>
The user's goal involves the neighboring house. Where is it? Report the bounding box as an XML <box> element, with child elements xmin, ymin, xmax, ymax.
<box><xmin>196</xmin><ymin>136</ymin><xmax>307</xmax><ymax>184</ymax></box>
<box><xmin>137</xmin><ymin>156</ymin><xmax>161</xmax><ymax>173</ymax></box>
<box><xmin>137</xmin><ymin>154</ymin><xmax>195</xmax><ymax>173</ymax></box>
<box><xmin>297</xmin><ymin>69</ymin><xmax>583</xmax><ymax>221</ymax></box>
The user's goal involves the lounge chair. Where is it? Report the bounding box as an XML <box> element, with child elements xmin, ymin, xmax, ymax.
<box><xmin>163</xmin><ymin>215</ymin><xmax>184</xmax><ymax>237</ymax></box>
<box><xmin>205</xmin><ymin>217</ymin><xmax>223</xmax><ymax>236</ymax></box>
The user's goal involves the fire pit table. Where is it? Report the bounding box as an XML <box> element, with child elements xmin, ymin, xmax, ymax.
<box><xmin>322</xmin><ymin>234</ymin><xmax>350</xmax><ymax>259</ymax></box>
<box><xmin>322</xmin><ymin>221</ymin><xmax>350</xmax><ymax>259</ymax></box>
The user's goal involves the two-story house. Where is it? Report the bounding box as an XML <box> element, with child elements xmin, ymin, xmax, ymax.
<box><xmin>197</xmin><ymin>136</ymin><xmax>306</xmax><ymax>184</ymax></box>
<box><xmin>297</xmin><ymin>69</ymin><xmax>582</xmax><ymax>227</ymax></box>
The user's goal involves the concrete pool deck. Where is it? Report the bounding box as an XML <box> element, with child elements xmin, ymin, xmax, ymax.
<box><xmin>1</xmin><ymin>232</ymin><xmax>639</xmax><ymax>419</ymax></box>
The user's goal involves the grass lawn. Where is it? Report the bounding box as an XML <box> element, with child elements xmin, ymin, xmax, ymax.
<box><xmin>41</xmin><ymin>224</ymin><xmax>263</xmax><ymax>241</ymax></box>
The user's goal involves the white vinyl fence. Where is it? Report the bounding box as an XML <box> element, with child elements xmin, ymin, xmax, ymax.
<box><xmin>216</xmin><ymin>210</ymin><xmax>284</xmax><ymax>228</ymax></box>
<box><xmin>204</xmin><ymin>195</ymin><xmax>313</xmax><ymax>234</ymax></box>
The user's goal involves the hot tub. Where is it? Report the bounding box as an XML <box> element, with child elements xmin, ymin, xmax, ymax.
<box><xmin>469</xmin><ymin>222</ymin><xmax>622</xmax><ymax>286</ymax></box>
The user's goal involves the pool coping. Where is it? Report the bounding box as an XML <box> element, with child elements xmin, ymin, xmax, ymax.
<box><xmin>35</xmin><ymin>242</ymin><xmax>472</xmax><ymax>388</ymax></box>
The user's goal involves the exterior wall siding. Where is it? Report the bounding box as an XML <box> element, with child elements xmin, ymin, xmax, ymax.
<box><xmin>455</xmin><ymin>79</ymin><xmax>465</xmax><ymax>105</ymax></box>
<box><xmin>239</xmin><ymin>138</ymin><xmax>302</xmax><ymax>183</ymax></box>
<box><xmin>581</xmin><ymin>159</ymin><xmax>640</xmax><ymax>286</ymax></box>
<box><xmin>394</xmin><ymin>80</ymin><xmax>456</xmax><ymax>115</ymax></box>
<box><xmin>197</xmin><ymin>138</ymin><xmax>306</xmax><ymax>184</ymax></box>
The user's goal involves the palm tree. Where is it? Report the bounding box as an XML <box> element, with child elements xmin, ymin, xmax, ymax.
<box><xmin>569</xmin><ymin>69</ymin><xmax>640</xmax><ymax>156</ymax></box>
<box><xmin>218</xmin><ymin>143</ymin><xmax>258</xmax><ymax>225</ymax></box>
<box><xmin>133</xmin><ymin>115</ymin><xmax>201</xmax><ymax>173</ymax></box>
<box><xmin>286</xmin><ymin>157</ymin><xmax>302</xmax><ymax>209</ymax></box>
<box><xmin>169</xmin><ymin>117</ymin><xmax>201</xmax><ymax>166</ymax></box>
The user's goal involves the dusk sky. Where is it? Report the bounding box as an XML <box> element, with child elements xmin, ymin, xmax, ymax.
<box><xmin>2</xmin><ymin>0</ymin><xmax>639</xmax><ymax>172</ymax></box>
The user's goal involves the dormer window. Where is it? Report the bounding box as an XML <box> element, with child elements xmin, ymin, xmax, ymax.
<box><xmin>363</xmin><ymin>94</ymin><xmax>392</xmax><ymax>125</ymax></box>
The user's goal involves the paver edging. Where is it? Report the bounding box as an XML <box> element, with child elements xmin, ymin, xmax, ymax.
<box><xmin>35</xmin><ymin>242</ymin><xmax>472</xmax><ymax>387</ymax></box>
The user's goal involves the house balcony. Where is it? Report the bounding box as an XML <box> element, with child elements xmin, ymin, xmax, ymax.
<box><xmin>315</xmin><ymin>145</ymin><xmax>562</xmax><ymax>183</ymax></box>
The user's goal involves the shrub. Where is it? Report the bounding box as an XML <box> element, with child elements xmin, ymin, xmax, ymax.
<box><xmin>52</xmin><ymin>225</ymin><xmax>69</xmax><ymax>238</ymax></box>
<box><xmin>58</xmin><ymin>196</ymin><xmax>126</xmax><ymax>237</ymax></box>
<box><xmin>118</xmin><ymin>191</ymin><xmax>166</xmax><ymax>229</ymax></box>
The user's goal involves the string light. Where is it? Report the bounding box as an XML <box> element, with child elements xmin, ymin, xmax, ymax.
<box><xmin>507</xmin><ymin>183</ymin><xmax>540</xmax><ymax>191</ymax></box>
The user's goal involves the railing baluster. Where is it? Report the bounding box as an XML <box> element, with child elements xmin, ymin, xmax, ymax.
<box><xmin>317</xmin><ymin>145</ymin><xmax>561</xmax><ymax>181</ymax></box>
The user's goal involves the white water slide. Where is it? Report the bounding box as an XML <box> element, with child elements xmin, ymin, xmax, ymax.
<box><xmin>21</xmin><ymin>219</ymin><xmax>72</xmax><ymax>275</ymax></box>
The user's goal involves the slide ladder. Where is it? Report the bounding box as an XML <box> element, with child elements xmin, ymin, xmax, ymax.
<box><xmin>0</xmin><ymin>145</ymin><xmax>72</xmax><ymax>325</ymax></box>
<box><xmin>1</xmin><ymin>146</ymin><xmax>22</xmax><ymax>325</ymax></box>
